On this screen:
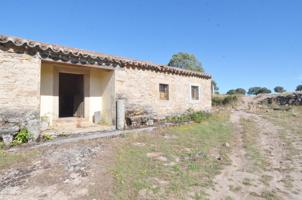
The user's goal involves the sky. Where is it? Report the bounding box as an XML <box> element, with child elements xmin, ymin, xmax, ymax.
<box><xmin>1</xmin><ymin>0</ymin><xmax>301</xmax><ymax>93</ymax></box>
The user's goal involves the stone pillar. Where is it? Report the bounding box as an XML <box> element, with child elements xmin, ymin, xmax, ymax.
<box><xmin>116</xmin><ymin>99</ymin><xmax>125</xmax><ymax>130</ymax></box>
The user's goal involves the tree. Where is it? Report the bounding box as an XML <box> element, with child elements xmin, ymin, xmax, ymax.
<box><xmin>235</xmin><ymin>88</ymin><xmax>246</xmax><ymax>95</ymax></box>
<box><xmin>296</xmin><ymin>85</ymin><xmax>302</xmax><ymax>92</ymax></box>
<box><xmin>226</xmin><ymin>89</ymin><xmax>236</xmax><ymax>95</ymax></box>
<box><xmin>212</xmin><ymin>80</ymin><xmax>219</xmax><ymax>94</ymax></box>
<box><xmin>168</xmin><ymin>52</ymin><xmax>204</xmax><ymax>72</ymax></box>
<box><xmin>227</xmin><ymin>88</ymin><xmax>246</xmax><ymax>95</ymax></box>
<box><xmin>248</xmin><ymin>87</ymin><xmax>271</xmax><ymax>95</ymax></box>
<box><xmin>274</xmin><ymin>86</ymin><xmax>286</xmax><ymax>93</ymax></box>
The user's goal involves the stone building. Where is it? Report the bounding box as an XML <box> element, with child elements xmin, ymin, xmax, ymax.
<box><xmin>0</xmin><ymin>35</ymin><xmax>211</xmax><ymax>141</ymax></box>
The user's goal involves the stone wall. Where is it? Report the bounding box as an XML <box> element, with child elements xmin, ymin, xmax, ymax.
<box><xmin>260</xmin><ymin>92</ymin><xmax>302</xmax><ymax>106</ymax></box>
<box><xmin>0</xmin><ymin>49</ymin><xmax>41</xmax><ymax>143</ymax></box>
<box><xmin>115</xmin><ymin>67</ymin><xmax>212</xmax><ymax>127</ymax></box>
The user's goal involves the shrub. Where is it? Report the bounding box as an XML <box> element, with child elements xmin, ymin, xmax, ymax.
<box><xmin>227</xmin><ymin>88</ymin><xmax>246</xmax><ymax>95</ymax></box>
<box><xmin>11</xmin><ymin>128</ymin><xmax>32</xmax><ymax>146</ymax></box>
<box><xmin>226</xmin><ymin>89</ymin><xmax>236</xmax><ymax>95</ymax></box>
<box><xmin>190</xmin><ymin>111</ymin><xmax>210</xmax><ymax>123</ymax></box>
<box><xmin>274</xmin><ymin>86</ymin><xmax>286</xmax><ymax>93</ymax></box>
<box><xmin>248</xmin><ymin>87</ymin><xmax>271</xmax><ymax>95</ymax></box>
<box><xmin>212</xmin><ymin>95</ymin><xmax>238</xmax><ymax>106</ymax></box>
<box><xmin>164</xmin><ymin>110</ymin><xmax>210</xmax><ymax>124</ymax></box>
<box><xmin>296</xmin><ymin>85</ymin><xmax>302</xmax><ymax>92</ymax></box>
<box><xmin>235</xmin><ymin>88</ymin><xmax>246</xmax><ymax>95</ymax></box>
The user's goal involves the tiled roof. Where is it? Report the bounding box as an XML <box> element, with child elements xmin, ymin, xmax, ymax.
<box><xmin>0</xmin><ymin>35</ymin><xmax>211</xmax><ymax>79</ymax></box>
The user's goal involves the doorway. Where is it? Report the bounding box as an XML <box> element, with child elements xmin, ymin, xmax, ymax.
<box><xmin>59</xmin><ymin>73</ymin><xmax>84</xmax><ymax>118</ymax></box>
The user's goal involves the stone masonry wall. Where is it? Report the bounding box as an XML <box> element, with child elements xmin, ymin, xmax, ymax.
<box><xmin>115</xmin><ymin>67</ymin><xmax>212</xmax><ymax>126</ymax></box>
<box><xmin>0</xmin><ymin>49</ymin><xmax>41</xmax><ymax>143</ymax></box>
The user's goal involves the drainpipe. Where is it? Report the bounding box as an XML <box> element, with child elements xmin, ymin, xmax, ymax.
<box><xmin>116</xmin><ymin>99</ymin><xmax>125</xmax><ymax>130</ymax></box>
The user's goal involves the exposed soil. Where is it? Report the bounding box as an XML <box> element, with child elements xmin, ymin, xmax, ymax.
<box><xmin>0</xmin><ymin>138</ymin><xmax>116</xmax><ymax>200</ymax></box>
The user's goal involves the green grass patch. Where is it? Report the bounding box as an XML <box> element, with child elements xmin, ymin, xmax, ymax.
<box><xmin>112</xmin><ymin>112</ymin><xmax>232</xmax><ymax>199</ymax></box>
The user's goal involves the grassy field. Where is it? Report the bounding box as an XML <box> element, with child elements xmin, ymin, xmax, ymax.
<box><xmin>112</xmin><ymin>112</ymin><xmax>233</xmax><ymax>200</ymax></box>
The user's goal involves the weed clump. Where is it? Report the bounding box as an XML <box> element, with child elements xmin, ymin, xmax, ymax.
<box><xmin>40</xmin><ymin>133</ymin><xmax>53</xmax><ymax>141</ymax></box>
<box><xmin>11</xmin><ymin>128</ymin><xmax>32</xmax><ymax>146</ymax></box>
<box><xmin>164</xmin><ymin>109</ymin><xmax>210</xmax><ymax>124</ymax></box>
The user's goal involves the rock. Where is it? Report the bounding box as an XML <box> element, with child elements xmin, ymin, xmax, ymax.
<box><xmin>163</xmin><ymin>161</ymin><xmax>176</xmax><ymax>166</ymax></box>
<box><xmin>40</xmin><ymin>120</ymin><xmax>49</xmax><ymax>131</ymax></box>
<box><xmin>163</xmin><ymin>135</ymin><xmax>178</xmax><ymax>140</ymax></box>
<box><xmin>156</xmin><ymin>156</ymin><xmax>168</xmax><ymax>162</ymax></box>
<box><xmin>146</xmin><ymin>119</ymin><xmax>154</xmax><ymax>126</ymax></box>
<box><xmin>0</xmin><ymin>110</ymin><xmax>41</xmax><ymax>142</ymax></box>
<box><xmin>0</xmin><ymin>125</ymin><xmax>19</xmax><ymax>135</ymax></box>
<box><xmin>224</xmin><ymin>142</ymin><xmax>230</xmax><ymax>148</ymax></box>
<box><xmin>2</xmin><ymin>134</ymin><xmax>13</xmax><ymax>146</ymax></box>
<box><xmin>147</xmin><ymin>152</ymin><xmax>162</xmax><ymax>158</ymax></box>
<box><xmin>132</xmin><ymin>142</ymin><xmax>146</xmax><ymax>147</ymax></box>
<box><xmin>125</xmin><ymin>104</ymin><xmax>155</xmax><ymax>128</ymax></box>
<box><xmin>26</xmin><ymin>119</ymin><xmax>40</xmax><ymax>141</ymax></box>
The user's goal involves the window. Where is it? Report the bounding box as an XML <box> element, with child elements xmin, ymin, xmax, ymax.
<box><xmin>191</xmin><ymin>85</ymin><xmax>199</xmax><ymax>100</ymax></box>
<box><xmin>159</xmin><ymin>84</ymin><xmax>169</xmax><ymax>100</ymax></box>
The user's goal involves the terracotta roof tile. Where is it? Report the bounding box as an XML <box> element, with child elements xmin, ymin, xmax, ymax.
<box><xmin>0</xmin><ymin>35</ymin><xmax>211</xmax><ymax>79</ymax></box>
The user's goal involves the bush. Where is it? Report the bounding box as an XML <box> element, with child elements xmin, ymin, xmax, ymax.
<box><xmin>212</xmin><ymin>95</ymin><xmax>238</xmax><ymax>106</ymax></box>
<box><xmin>248</xmin><ymin>87</ymin><xmax>271</xmax><ymax>95</ymax></box>
<box><xmin>11</xmin><ymin>128</ymin><xmax>32</xmax><ymax>146</ymax></box>
<box><xmin>164</xmin><ymin>110</ymin><xmax>210</xmax><ymax>124</ymax></box>
<box><xmin>227</xmin><ymin>88</ymin><xmax>246</xmax><ymax>95</ymax></box>
<box><xmin>190</xmin><ymin>111</ymin><xmax>210</xmax><ymax>123</ymax></box>
<box><xmin>274</xmin><ymin>86</ymin><xmax>286</xmax><ymax>93</ymax></box>
<box><xmin>296</xmin><ymin>85</ymin><xmax>302</xmax><ymax>92</ymax></box>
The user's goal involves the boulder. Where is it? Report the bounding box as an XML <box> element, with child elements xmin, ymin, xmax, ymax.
<box><xmin>2</xmin><ymin>134</ymin><xmax>13</xmax><ymax>146</ymax></box>
<box><xmin>0</xmin><ymin>110</ymin><xmax>41</xmax><ymax>143</ymax></box>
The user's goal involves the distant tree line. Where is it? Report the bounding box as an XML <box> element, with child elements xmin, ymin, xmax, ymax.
<box><xmin>224</xmin><ymin>84</ymin><xmax>302</xmax><ymax>96</ymax></box>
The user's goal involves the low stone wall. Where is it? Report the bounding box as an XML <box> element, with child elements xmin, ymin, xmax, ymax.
<box><xmin>260</xmin><ymin>93</ymin><xmax>302</xmax><ymax>106</ymax></box>
<box><xmin>125</xmin><ymin>104</ymin><xmax>155</xmax><ymax>128</ymax></box>
<box><xmin>0</xmin><ymin>109</ymin><xmax>40</xmax><ymax>145</ymax></box>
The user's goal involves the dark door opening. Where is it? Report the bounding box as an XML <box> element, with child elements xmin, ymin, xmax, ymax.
<box><xmin>59</xmin><ymin>73</ymin><xmax>84</xmax><ymax>118</ymax></box>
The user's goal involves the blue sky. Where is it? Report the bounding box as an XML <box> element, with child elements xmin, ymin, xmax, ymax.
<box><xmin>1</xmin><ymin>0</ymin><xmax>301</xmax><ymax>93</ymax></box>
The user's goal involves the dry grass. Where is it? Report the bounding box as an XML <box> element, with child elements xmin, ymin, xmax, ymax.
<box><xmin>240</xmin><ymin>118</ymin><xmax>269</xmax><ymax>172</ymax></box>
<box><xmin>0</xmin><ymin>150</ymin><xmax>40</xmax><ymax>169</ymax></box>
<box><xmin>112</xmin><ymin>112</ymin><xmax>233</xmax><ymax>199</ymax></box>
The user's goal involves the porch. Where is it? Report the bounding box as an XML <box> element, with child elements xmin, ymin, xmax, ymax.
<box><xmin>40</xmin><ymin>61</ymin><xmax>116</xmax><ymax>131</ymax></box>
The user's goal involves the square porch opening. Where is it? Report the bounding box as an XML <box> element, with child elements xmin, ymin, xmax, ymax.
<box><xmin>40</xmin><ymin>61</ymin><xmax>115</xmax><ymax>129</ymax></box>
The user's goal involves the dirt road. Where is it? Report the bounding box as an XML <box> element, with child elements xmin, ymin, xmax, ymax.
<box><xmin>206</xmin><ymin>98</ymin><xmax>302</xmax><ymax>199</ymax></box>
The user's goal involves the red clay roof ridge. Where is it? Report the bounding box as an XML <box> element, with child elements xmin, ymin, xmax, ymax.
<box><xmin>0</xmin><ymin>34</ymin><xmax>211</xmax><ymax>79</ymax></box>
